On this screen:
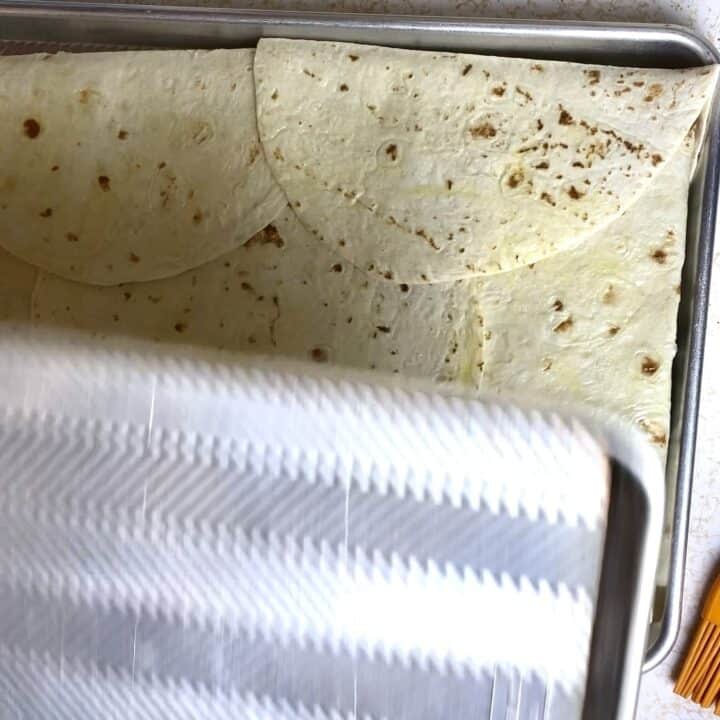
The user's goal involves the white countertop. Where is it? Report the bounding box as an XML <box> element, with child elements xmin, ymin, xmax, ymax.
<box><xmin>88</xmin><ymin>0</ymin><xmax>720</xmax><ymax>715</ymax></box>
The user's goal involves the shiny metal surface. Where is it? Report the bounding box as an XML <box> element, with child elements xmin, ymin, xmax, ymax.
<box><xmin>0</xmin><ymin>0</ymin><xmax>716</xmax><ymax>672</ymax></box>
<box><xmin>0</xmin><ymin>328</ymin><xmax>661</xmax><ymax>720</ymax></box>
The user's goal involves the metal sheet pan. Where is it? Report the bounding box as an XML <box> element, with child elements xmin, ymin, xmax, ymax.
<box><xmin>0</xmin><ymin>0</ymin><xmax>717</xmax><ymax>672</ymax></box>
<box><xmin>0</xmin><ymin>327</ymin><xmax>665</xmax><ymax>720</ymax></box>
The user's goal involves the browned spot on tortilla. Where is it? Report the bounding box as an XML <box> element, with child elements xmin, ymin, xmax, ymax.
<box><xmin>531</xmin><ymin>64</ymin><xmax>544</xmax><ymax>72</ymax></box>
<box><xmin>541</xmin><ymin>192</ymin><xmax>556</xmax><ymax>206</ymax></box>
<box><xmin>385</xmin><ymin>144</ymin><xmax>398</xmax><ymax>161</ymax></box>
<box><xmin>558</xmin><ymin>108</ymin><xmax>574</xmax><ymax>125</ymax></box>
<box><xmin>553</xmin><ymin>317</ymin><xmax>573</xmax><ymax>333</ymax></box>
<box><xmin>608</xmin><ymin>325</ymin><xmax>620</xmax><ymax>336</ymax></box>
<box><xmin>174</xmin><ymin>322</ymin><xmax>187</xmax><ymax>333</ymax></box>
<box><xmin>117</xmin><ymin>130</ymin><xmax>128</xmax><ymax>140</ymax></box>
<box><xmin>638</xmin><ymin>419</ymin><xmax>667</xmax><ymax>446</ymax></box>
<box><xmin>192</xmin><ymin>210</ymin><xmax>203</xmax><ymax>225</ymax></box>
<box><xmin>651</xmin><ymin>153</ymin><xmax>663</xmax><ymax>166</ymax></box>
<box><xmin>244</xmin><ymin>224</ymin><xmax>284</xmax><ymax>249</ymax></box>
<box><xmin>602</xmin><ymin>285</ymin><xmax>615</xmax><ymax>303</ymax></box>
<box><xmin>65</xmin><ymin>232</ymin><xmax>78</xmax><ymax>242</ymax></box>
<box><xmin>383</xmin><ymin>270</ymin><xmax>394</xmax><ymax>280</ymax></box>
<box><xmin>641</xmin><ymin>356</ymin><xmax>659</xmax><ymax>375</ymax></box>
<box><xmin>542</xmin><ymin>358</ymin><xmax>552</xmax><ymax>371</ymax></box>
<box><xmin>97</xmin><ymin>175</ymin><xmax>110</xmax><ymax>192</ymax></box>
<box><xmin>644</xmin><ymin>83</ymin><xmax>664</xmax><ymax>101</ymax></box>
<box><xmin>399</xmin><ymin>283</ymin><xmax>409</xmax><ymax>293</ymax></box>
<box><xmin>77</xmin><ymin>89</ymin><xmax>95</xmax><ymax>104</ymax></box>
<box><xmin>303</xmin><ymin>69</ymin><xmax>316</xmax><ymax>78</ymax></box>
<box><xmin>516</xmin><ymin>87</ymin><xmax>533</xmax><ymax>102</ymax></box>
<box><xmin>51</xmin><ymin>165</ymin><xmax>59</xmax><ymax>172</ymax></box>
<box><xmin>273</xmin><ymin>147</ymin><xmax>284</xmax><ymax>161</ymax></box>
<box><xmin>122</xmin><ymin>291</ymin><xmax>132</xmax><ymax>300</ymax></box>
<box><xmin>552</xmin><ymin>299</ymin><xmax>563</xmax><ymax>311</ymax></box>
<box><xmin>157</xmin><ymin>162</ymin><xmax>166</xmax><ymax>170</ymax></box>
<box><xmin>584</xmin><ymin>69</ymin><xmax>600</xmax><ymax>85</ymax></box>
<box><xmin>633</xmin><ymin>80</ymin><xmax>645</xmax><ymax>87</ymax></box>
<box><xmin>23</xmin><ymin>118</ymin><xmax>41</xmax><ymax>139</ymax></box>
<box><xmin>248</xmin><ymin>144</ymin><xmax>261</xmax><ymax>163</ymax></box>
<box><xmin>470</xmin><ymin>123</ymin><xmax>497</xmax><ymax>139</ymax></box>
<box><xmin>271</xmin><ymin>90</ymin><xmax>278</xmax><ymax>100</ymax></box>
<box><xmin>462</xmin><ymin>64</ymin><xmax>472</xmax><ymax>76</ymax></box>
<box><xmin>651</xmin><ymin>248</ymin><xmax>667</xmax><ymax>264</ymax></box>
<box><xmin>310</xmin><ymin>347</ymin><xmax>328</xmax><ymax>363</ymax></box>
<box><xmin>446</xmin><ymin>179</ymin><xmax>453</xmax><ymax>190</ymax></box>
<box><xmin>332</xmin><ymin>263</ymin><xmax>342</xmax><ymax>272</ymax></box>
<box><xmin>415</xmin><ymin>228</ymin><xmax>439</xmax><ymax>250</ymax></box>
<box><xmin>535</xmin><ymin>161</ymin><xmax>549</xmax><ymax>169</ymax></box>
<box><xmin>339</xmin><ymin>83</ymin><xmax>349</xmax><ymax>92</ymax></box>
<box><xmin>348</xmin><ymin>54</ymin><xmax>359</xmax><ymax>61</ymax></box>
<box><xmin>507</xmin><ymin>170</ymin><xmax>524</xmax><ymax>188</ymax></box>
<box><xmin>572</xmin><ymin>161</ymin><xmax>585</xmax><ymax>168</ymax></box>
<box><xmin>39</xmin><ymin>208</ymin><xmax>52</xmax><ymax>218</ymax></box>
<box><xmin>567</xmin><ymin>185</ymin><xmax>584</xmax><ymax>200</ymax></box>
<box><xmin>376</xmin><ymin>325</ymin><xmax>391</xmax><ymax>333</ymax></box>
<box><xmin>129</xmin><ymin>252</ymin><xmax>140</xmax><ymax>263</ymax></box>
<box><xmin>536</xmin><ymin>119</ymin><xmax>544</xmax><ymax>130</ymax></box>
<box><xmin>492</xmin><ymin>86</ymin><xmax>505</xmax><ymax>96</ymax></box>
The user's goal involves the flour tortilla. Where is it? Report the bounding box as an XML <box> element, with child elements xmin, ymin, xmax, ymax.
<box><xmin>476</xmin><ymin>134</ymin><xmax>695</xmax><ymax>452</ymax></box>
<box><xmin>255</xmin><ymin>39</ymin><xmax>717</xmax><ymax>283</ymax></box>
<box><xmin>33</xmin><ymin>208</ymin><xmax>482</xmax><ymax>384</ymax></box>
<box><xmin>0</xmin><ymin>49</ymin><xmax>286</xmax><ymax>285</ymax></box>
<box><xmin>0</xmin><ymin>248</ymin><xmax>36</xmax><ymax>323</ymax></box>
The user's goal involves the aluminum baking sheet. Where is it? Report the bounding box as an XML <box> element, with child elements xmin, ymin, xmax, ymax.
<box><xmin>0</xmin><ymin>0</ymin><xmax>717</xmax><ymax>672</ymax></box>
<box><xmin>0</xmin><ymin>326</ymin><xmax>663</xmax><ymax>720</ymax></box>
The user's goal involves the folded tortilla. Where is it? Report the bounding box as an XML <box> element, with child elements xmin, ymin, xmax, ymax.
<box><xmin>476</xmin><ymin>134</ymin><xmax>695</xmax><ymax>452</ymax></box>
<box><xmin>255</xmin><ymin>39</ymin><xmax>717</xmax><ymax>283</ymax></box>
<box><xmin>32</xmin><ymin>208</ymin><xmax>483</xmax><ymax>385</ymax></box>
<box><xmin>0</xmin><ymin>49</ymin><xmax>286</xmax><ymax>285</ymax></box>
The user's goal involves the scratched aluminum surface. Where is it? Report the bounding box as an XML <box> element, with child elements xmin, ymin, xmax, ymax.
<box><xmin>0</xmin><ymin>327</ymin><xmax>609</xmax><ymax>720</ymax></box>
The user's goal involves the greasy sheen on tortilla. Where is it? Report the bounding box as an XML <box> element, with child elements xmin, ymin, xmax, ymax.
<box><xmin>255</xmin><ymin>39</ymin><xmax>717</xmax><ymax>284</ymax></box>
<box><xmin>476</xmin><ymin>134</ymin><xmax>695</xmax><ymax>452</ymax></box>
<box><xmin>32</xmin><ymin>208</ymin><xmax>483</xmax><ymax>385</ymax></box>
<box><xmin>0</xmin><ymin>49</ymin><xmax>286</xmax><ymax>285</ymax></box>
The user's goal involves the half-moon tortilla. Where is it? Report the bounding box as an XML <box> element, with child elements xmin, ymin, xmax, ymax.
<box><xmin>476</xmin><ymin>133</ymin><xmax>695</xmax><ymax>453</ymax></box>
<box><xmin>0</xmin><ymin>49</ymin><xmax>286</xmax><ymax>285</ymax></box>
<box><xmin>255</xmin><ymin>39</ymin><xmax>716</xmax><ymax>283</ymax></box>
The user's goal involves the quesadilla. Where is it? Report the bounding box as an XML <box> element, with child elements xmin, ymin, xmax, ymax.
<box><xmin>476</xmin><ymin>134</ymin><xmax>696</xmax><ymax>452</ymax></box>
<box><xmin>0</xmin><ymin>49</ymin><xmax>286</xmax><ymax>285</ymax></box>
<box><xmin>255</xmin><ymin>39</ymin><xmax>716</xmax><ymax>283</ymax></box>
